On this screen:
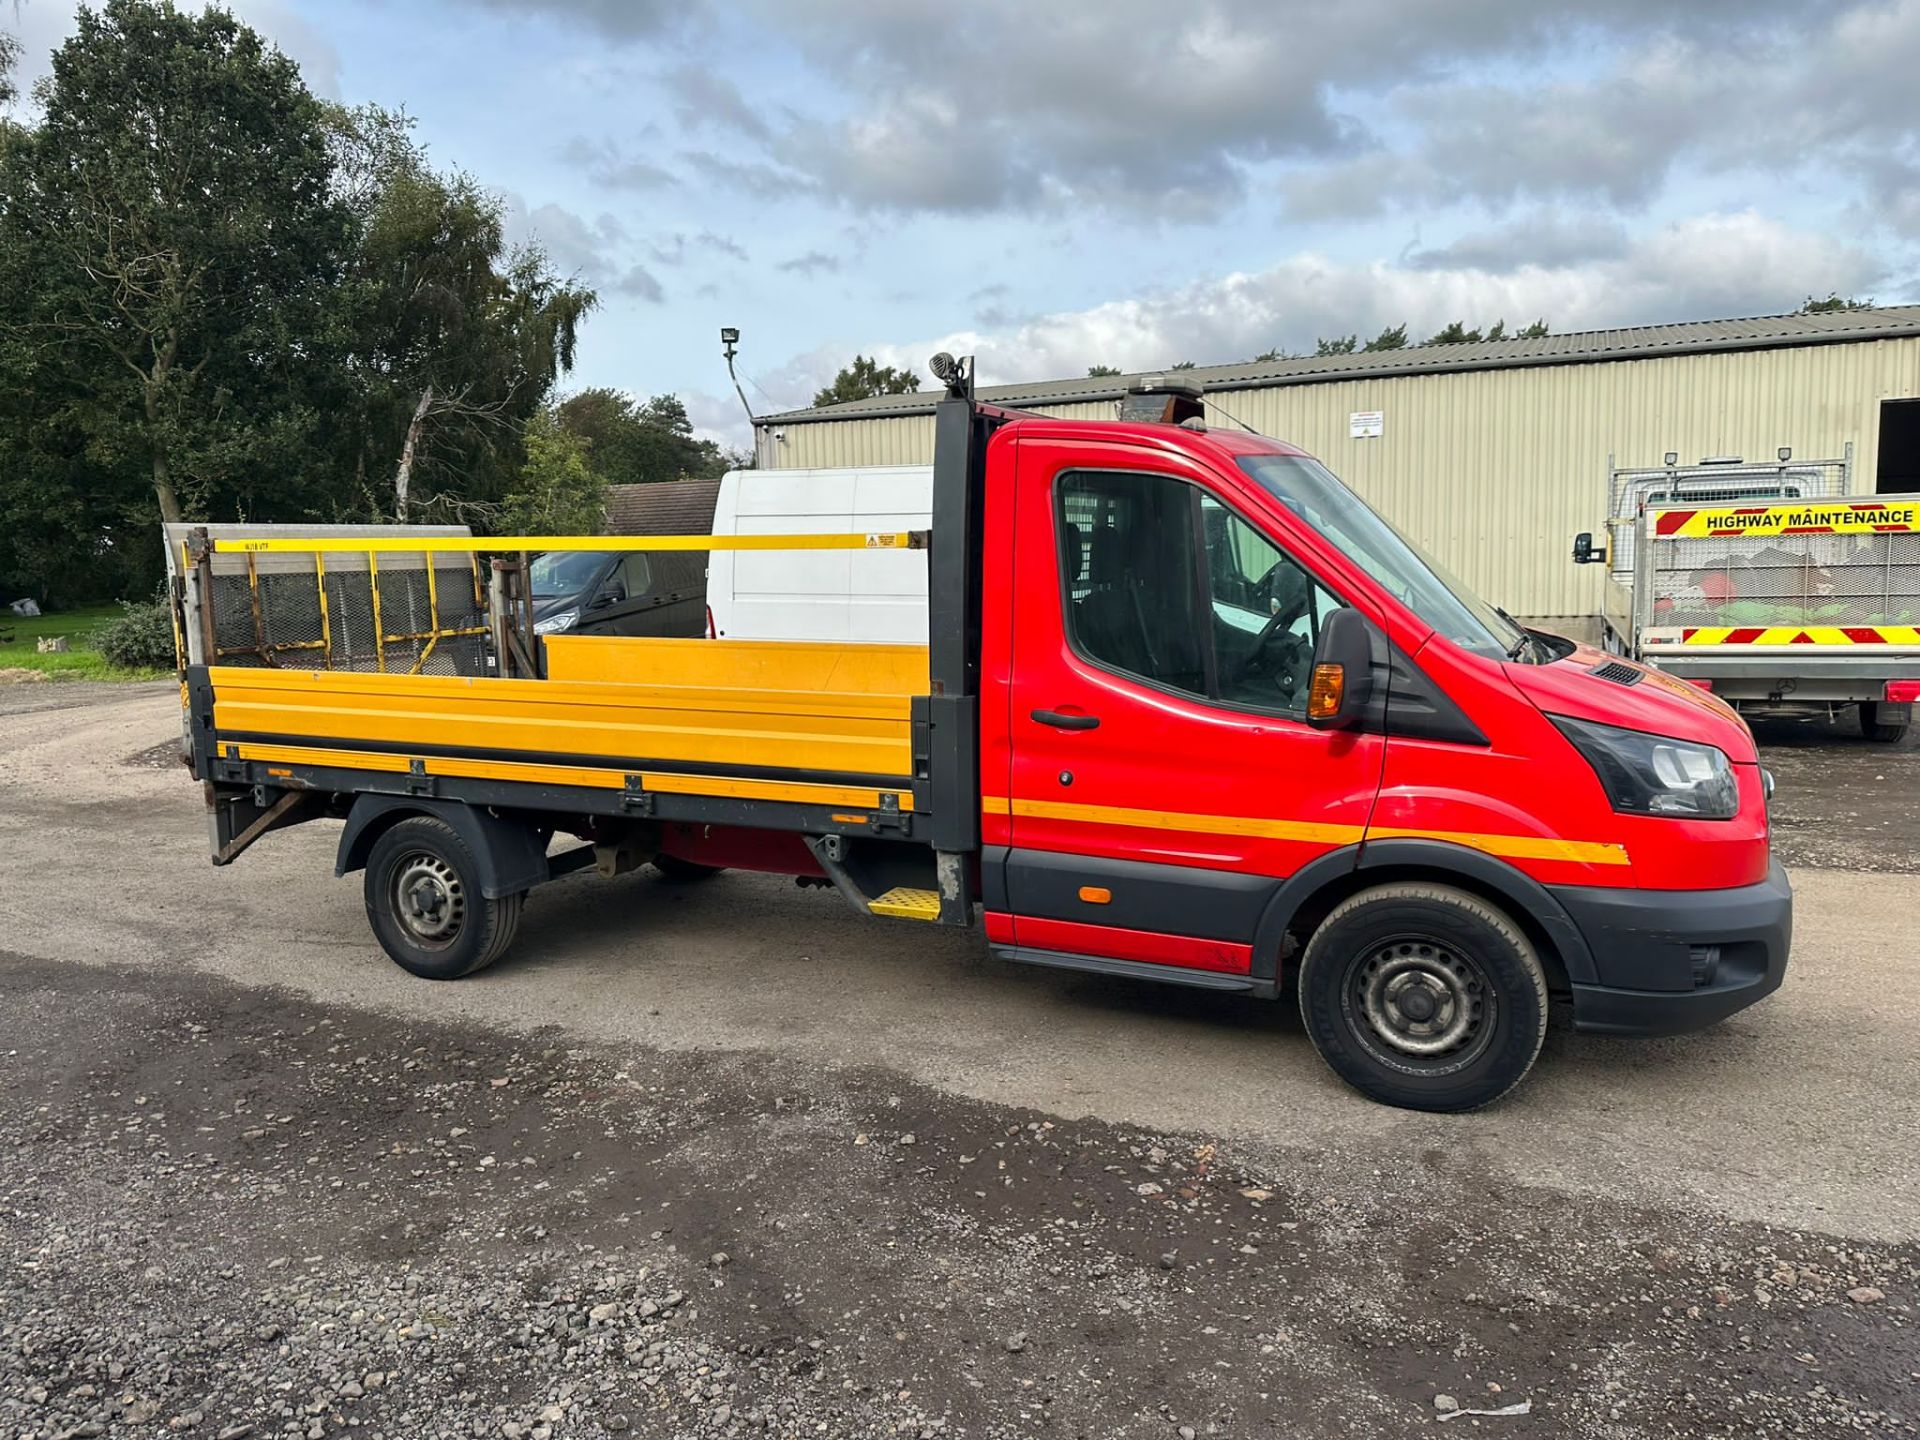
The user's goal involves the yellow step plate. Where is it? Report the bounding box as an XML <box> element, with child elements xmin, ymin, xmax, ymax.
<box><xmin>868</xmin><ymin>887</ymin><xmax>941</xmax><ymax>921</ymax></box>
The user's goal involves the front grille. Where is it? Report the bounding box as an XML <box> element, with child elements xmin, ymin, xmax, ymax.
<box><xmin>1589</xmin><ymin>660</ymin><xmax>1645</xmax><ymax>687</ymax></box>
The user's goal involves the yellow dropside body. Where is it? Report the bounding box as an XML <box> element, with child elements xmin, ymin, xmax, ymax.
<box><xmin>209</xmin><ymin>637</ymin><xmax>932</xmax><ymax>812</ymax></box>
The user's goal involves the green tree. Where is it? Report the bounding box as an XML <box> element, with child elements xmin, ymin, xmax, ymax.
<box><xmin>1363</xmin><ymin>324</ymin><xmax>1409</xmax><ymax>352</ymax></box>
<box><xmin>554</xmin><ymin>387</ymin><xmax>726</xmax><ymax>486</ymax></box>
<box><xmin>497</xmin><ymin>408</ymin><xmax>607</xmax><ymax>536</ymax></box>
<box><xmin>1314</xmin><ymin>335</ymin><xmax>1358</xmax><ymax>356</ymax></box>
<box><xmin>1086</xmin><ymin>364</ymin><xmax>1122</xmax><ymax>377</ymax></box>
<box><xmin>1</xmin><ymin>29</ymin><xmax>18</xmax><ymax>108</ymax></box>
<box><xmin>1169</xmin><ymin>360</ymin><xmax>1198</xmax><ymax>370</ymax></box>
<box><xmin>812</xmin><ymin>355</ymin><xmax>919</xmax><ymax>408</ymax></box>
<box><xmin>1424</xmin><ymin>321</ymin><xmax>1483</xmax><ymax>345</ymax></box>
<box><xmin>1253</xmin><ymin>348</ymin><xmax>1294</xmax><ymax>362</ymax></box>
<box><xmin>1</xmin><ymin>0</ymin><xmax>344</xmax><ymax>527</ymax></box>
<box><xmin>327</xmin><ymin>105</ymin><xmax>594</xmax><ymax>520</ymax></box>
<box><xmin>1799</xmin><ymin>293</ymin><xmax>1873</xmax><ymax>314</ymax></box>
<box><xmin>0</xmin><ymin>4</ymin><xmax>604</xmax><ymax>602</ymax></box>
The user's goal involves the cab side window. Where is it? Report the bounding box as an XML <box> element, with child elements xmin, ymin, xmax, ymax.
<box><xmin>1059</xmin><ymin>472</ymin><xmax>1208</xmax><ymax>698</ymax></box>
<box><xmin>1200</xmin><ymin>496</ymin><xmax>1340</xmax><ymax>711</ymax></box>
<box><xmin>609</xmin><ymin>554</ymin><xmax>652</xmax><ymax>602</ymax></box>
<box><xmin>1057</xmin><ymin>472</ymin><xmax>1339</xmax><ymax>717</ymax></box>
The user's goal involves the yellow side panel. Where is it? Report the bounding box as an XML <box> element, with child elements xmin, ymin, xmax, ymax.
<box><xmin>208</xmin><ymin>665</ymin><xmax>914</xmax><ymax>781</ymax></box>
<box><xmin>544</xmin><ymin>635</ymin><xmax>930</xmax><ymax>697</ymax></box>
<box><xmin>230</xmin><ymin>741</ymin><xmax>906</xmax><ymax>811</ymax></box>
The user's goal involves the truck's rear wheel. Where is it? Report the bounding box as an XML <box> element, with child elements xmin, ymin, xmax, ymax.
<box><xmin>1859</xmin><ymin>702</ymin><xmax>1910</xmax><ymax>744</ymax></box>
<box><xmin>1297</xmin><ymin>883</ymin><xmax>1548</xmax><ymax>1112</ymax></box>
<box><xmin>365</xmin><ymin>816</ymin><xmax>524</xmax><ymax>980</ymax></box>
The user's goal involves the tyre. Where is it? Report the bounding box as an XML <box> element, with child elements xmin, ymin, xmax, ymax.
<box><xmin>651</xmin><ymin>855</ymin><xmax>725</xmax><ymax>882</ymax></box>
<box><xmin>1859</xmin><ymin>702</ymin><xmax>1909</xmax><ymax>744</ymax></box>
<box><xmin>1296</xmin><ymin>883</ymin><xmax>1548</xmax><ymax>1112</ymax></box>
<box><xmin>364</xmin><ymin>815</ymin><xmax>525</xmax><ymax>980</ymax></box>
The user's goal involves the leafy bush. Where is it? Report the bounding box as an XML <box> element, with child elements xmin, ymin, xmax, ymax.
<box><xmin>95</xmin><ymin>597</ymin><xmax>177</xmax><ymax>671</ymax></box>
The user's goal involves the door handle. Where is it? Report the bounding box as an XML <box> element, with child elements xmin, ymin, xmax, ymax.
<box><xmin>1031</xmin><ymin>708</ymin><xmax>1100</xmax><ymax>730</ymax></box>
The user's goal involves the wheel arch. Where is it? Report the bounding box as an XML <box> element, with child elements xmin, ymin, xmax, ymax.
<box><xmin>1253</xmin><ymin>839</ymin><xmax>1596</xmax><ymax>995</ymax></box>
<box><xmin>336</xmin><ymin>795</ymin><xmax>549</xmax><ymax>899</ymax></box>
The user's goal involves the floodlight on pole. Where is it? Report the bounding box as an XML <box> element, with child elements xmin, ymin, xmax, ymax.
<box><xmin>721</xmin><ymin>326</ymin><xmax>754</xmax><ymax>431</ymax></box>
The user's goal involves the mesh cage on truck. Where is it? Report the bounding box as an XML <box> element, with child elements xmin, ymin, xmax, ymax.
<box><xmin>163</xmin><ymin>523</ymin><xmax>489</xmax><ymax>676</ymax></box>
<box><xmin>1603</xmin><ymin>450</ymin><xmax>1850</xmax><ymax>585</ymax></box>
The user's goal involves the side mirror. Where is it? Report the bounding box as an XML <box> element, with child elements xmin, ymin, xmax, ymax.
<box><xmin>1306</xmin><ymin>607</ymin><xmax>1375</xmax><ymax>731</ymax></box>
<box><xmin>589</xmin><ymin>582</ymin><xmax>624</xmax><ymax>610</ymax></box>
<box><xmin>1571</xmin><ymin>531</ymin><xmax>1607</xmax><ymax>565</ymax></box>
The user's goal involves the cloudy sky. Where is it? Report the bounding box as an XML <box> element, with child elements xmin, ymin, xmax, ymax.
<box><xmin>7</xmin><ymin>0</ymin><xmax>1920</xmax><ymax>446</ymax></box>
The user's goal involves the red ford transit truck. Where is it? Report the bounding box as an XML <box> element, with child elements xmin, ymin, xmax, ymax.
<box><xmin>176</xmin><ymin>362</ymin><xmax>1790</xmax><ymax>1111</ymax></box>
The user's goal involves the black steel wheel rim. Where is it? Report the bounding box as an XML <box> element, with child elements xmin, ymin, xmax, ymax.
<box><xmin>389</xmin><ymin>851</ymin><xmax>466</xmax><ymax>951</ymax></box>
<box><xmin>1338</xmin><ymin>934</ymin><xmax>1498</xmax><ymax>1076</ymax></box>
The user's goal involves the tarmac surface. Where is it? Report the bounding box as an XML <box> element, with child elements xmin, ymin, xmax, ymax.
<box><xmin>2</xmin><ymin>682</ymin><xmax>1916</xmax><ymax>1437</ymax></box>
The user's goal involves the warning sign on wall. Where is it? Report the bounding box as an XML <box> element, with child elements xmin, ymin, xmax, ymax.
<box><xmin>1349</xmin><ymin>410</ymin><xmax>1384</xmax><ymax>440</ymax></box>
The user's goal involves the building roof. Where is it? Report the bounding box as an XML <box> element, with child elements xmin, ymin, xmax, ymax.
<box><xmin>604</xmin><ymin>478</ymin><xmax>723</xmax><ymax>536</ymax></box>
<box><xmin>761</xmin><ymin>304</ymin><xmax>1920</xmax><ymax>426</ymax></box>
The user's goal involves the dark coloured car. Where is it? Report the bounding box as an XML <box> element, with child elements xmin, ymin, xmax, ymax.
<box><xmin>529</xmin><ymin>549</ymin><xmax>708</xmax><ymax>640</ymax></box>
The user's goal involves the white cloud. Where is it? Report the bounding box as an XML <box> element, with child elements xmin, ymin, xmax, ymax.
<box><xmin>3</xmin><ymin>0</ymin><xmax>341</xmax><ymax>109</ymax></box>
<box><xmin>1285</xmin><ymin>1</ymin><xmax>1920</xmax><ymax>231</ymax></box>
<box><xmin>681</xmin><ymin>387</ymin><xmax>759</xmax><ymax>453</ymax></box>
<box><xmin>230</xmin><ymin>0</ymin><xmax>343</xmax><ymax>99</ymax></box>
<box><xmin>816</xmin><ymin>212</ymin><xmax>1879</xmax><ymax>390</ymax></box>
<box><xmin>500</xmin><ymin>195</ymin><xmax>665</xmax><ymax>301</ymax></box>
<box><xmin>710</xmin><ymin>0</ymin><xmax>1826</xmax><ymax>217</ymax></box>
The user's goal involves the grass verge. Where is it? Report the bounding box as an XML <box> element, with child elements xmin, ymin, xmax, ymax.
<box><xmin>0</xmin><ymin>603</ymin><xmax>172</xmax><ymax>682</ymax></box>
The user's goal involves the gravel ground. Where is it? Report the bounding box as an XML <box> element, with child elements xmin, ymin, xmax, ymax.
<box><xmin>2</xmin><ymin>684</ymin><xmax>1918</xmax><ymax>1438</ymax></box>
<box><xmin>6</xmin><ymin>957</ymin><xmax>1916</xmax><ymax>1440</ymax></box>
<box><xmin>1752</xmin><ymin>715</ymin><xmax>1920</xmax><ymax>874</ymax></box>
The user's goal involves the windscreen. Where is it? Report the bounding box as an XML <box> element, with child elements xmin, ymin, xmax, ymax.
<box><xmin>1237</xmin><ymin>454</ymin><xmax>1525</xmax><ymax>661</ymax></box>
<box><xmin>529</xmin><ymin>551</ymin><xmax>608</xmax><ymax>599</ymax></box>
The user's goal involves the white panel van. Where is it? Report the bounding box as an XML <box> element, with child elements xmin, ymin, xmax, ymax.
<box><xmin>706</xmin><ymin>465</ymin><xmax>933</xmax><ymax>642</ymax></box>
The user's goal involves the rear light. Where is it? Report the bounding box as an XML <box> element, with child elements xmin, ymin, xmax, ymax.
<box><xmin>1684</xmin><ymin>677</ymin><xmax>1714</xmax><ymax>691</ymax></box>
<box><xmin>705</xmin><ymin>604</ymin><xmax>717</xmax><ymax>639</ymax></box>
<box><xmin>1885</xmin><ymin>680</ymin><xmax>1920</xmax><ymax>703</ymax></box>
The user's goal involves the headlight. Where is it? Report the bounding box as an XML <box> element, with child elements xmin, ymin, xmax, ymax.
<box><xmin>533</xmin><ymin>608</ymin><xmax>579</xmax><ymax>635</ymax></box>
<box><xmin>1550</xmin><ymin>716</ymin><xmax>1739</xmax><ymax>820</ymax></box>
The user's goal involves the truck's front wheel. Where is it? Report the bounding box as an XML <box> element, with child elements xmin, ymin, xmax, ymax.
<box><xmin>365</xmin><ymin>816</ymin><xmax>524</xmax><ymax>980</ymax></box>
<box><xmin>1297</xmin><ymin>883</ymin><xmax>1548</xmax><ymax>1112</ymax></box>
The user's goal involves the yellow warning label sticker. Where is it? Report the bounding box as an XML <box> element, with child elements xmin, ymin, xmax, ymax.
<box><xmin>1655</xmin><ymin>500</ymin><xmax>1920</xmax><ymax>538</ymax></box>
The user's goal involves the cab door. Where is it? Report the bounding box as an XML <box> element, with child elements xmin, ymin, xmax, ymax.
<box><xmin>1000</xmin><ymin>438</ymin><xmax>1385</xmax><ymax>976</ymax></box>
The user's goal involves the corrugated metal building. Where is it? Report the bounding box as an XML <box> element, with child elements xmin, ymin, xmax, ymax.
<box><xmin>754</xmin><ymin>307</ymin><xmax>1920</xmax><ymax>621</ymax></box>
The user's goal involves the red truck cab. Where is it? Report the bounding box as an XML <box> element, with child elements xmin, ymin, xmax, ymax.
<box><xmin>967</xmin><ymin>397</ymin><xmax>1787</xmax><ymax>1109</ymax></box>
